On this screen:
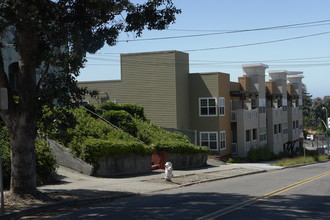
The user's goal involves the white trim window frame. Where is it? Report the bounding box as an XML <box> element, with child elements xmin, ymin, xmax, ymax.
<box><xmin>218</xmin><ymin>97</ymin><xmax>225</xmax><ymax>116</ymax></box>
<box><xmin>199</xmin><ymin>97</ymin><xmax>217</xmax><ymax>116</ymax></box>
<box><xmin>219</xmin><ymin>131</ymin><xmax>226</xmax><ymax>150</ymax></box>
<box><xmin>200</xmin><ymin>132</ymin><xmax>218</xmax><ymax>151</ymax></box>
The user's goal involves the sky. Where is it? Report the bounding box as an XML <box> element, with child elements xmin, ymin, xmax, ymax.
<box><xmin>78</xmin><ymin>0</ymin><xmax>330</xmax><ymax>99</ymax></box>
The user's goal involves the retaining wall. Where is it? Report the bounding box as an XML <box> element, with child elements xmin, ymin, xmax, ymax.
<box><xmin>97</xmin><ymin>154</ymin><xmax>151</xmax><ymax>176</ymax></box>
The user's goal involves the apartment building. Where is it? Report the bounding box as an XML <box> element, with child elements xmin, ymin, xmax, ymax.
<box><xmin>79</xmin><ymin>50</ymin><xmax>304</xmax><ymax>158</ymax></box>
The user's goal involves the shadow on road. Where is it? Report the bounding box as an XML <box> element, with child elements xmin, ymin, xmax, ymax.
<box><xmin>27</xmin><ymin>192</ymin><xmax>330</xmax><ymax>219</ymax></box>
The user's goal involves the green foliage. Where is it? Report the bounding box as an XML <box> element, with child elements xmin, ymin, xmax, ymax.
<box><xmin>274</xmin><ymin>155</ymin><xmax>329</xmax><ymax>167</ymax></box>
<box><xmin>0</xmin><ymin>127</ymin><xmax>57</xmax><ymax>188</ymax></box>
<box><xmin>227</xmin><ymin>157</ymin><xmax>241</xmax><ymax>163</ymax></box>
<box><xmin>66</xmin><ymin>108</ymin><xmax>113</xmax><ymax>157</ymax></box>
<box><xmin>38</xmin><ymin>105</ymin><xmax>207</xmax><ymax>169</ymax></box>
<box><xmin>98</xmin><ymin>102</ymin><xmax>146</xmax><ymax>120</ymax></box>
<box><xmin>101</xmin><ymin>110</ymin><xmax>138</xmax><ymax>136</ymax></box>
<box><xmin>0</xmin><ymin>126</ymin><xmax>11</xmax><ymax>189</ymax></box>
<box><xmin>38</xmin><ymin>106</ymin><xmax>77</xmax><ymax>145</ymax></box>
<box><xmin>81</xmin><ymin>138</ymin><xmax>153</xmax><ymax>168</ymax></box>
<box><xmin>135</xmin><ymin>119</ymin><xmax>208</xmax><ymax>154</ymax></box>
<box><xmin>247</xmin><ymin>147</ymin><xmax>274</xmax><ymax>162</ymax></box>
<box><xmin>152</xmin><ymin>140</ymin><xmax>208</xmax><ymax>154</ymax></box>
<box><xmin>35</xmin><ymin>138</ymin><xmax>57</xmax><ymax>185</ymax></box>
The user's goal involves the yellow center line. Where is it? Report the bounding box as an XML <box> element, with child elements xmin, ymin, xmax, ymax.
<box><xmin>197</xmin><ymin>171</ymin><xmax>330</xmax><ymax>220</ymax></box>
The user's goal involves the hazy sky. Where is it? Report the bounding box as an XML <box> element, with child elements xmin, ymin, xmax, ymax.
<box><xmin>78</xmin><ymin>0</ymin><xmax>330</xmax><ymax>98</ymax></box>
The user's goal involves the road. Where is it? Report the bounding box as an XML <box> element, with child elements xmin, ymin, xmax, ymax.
<box><xmin>23</xmin><ymin>161</ymin><xmax>330</xmax><ymax>219</ymax></box>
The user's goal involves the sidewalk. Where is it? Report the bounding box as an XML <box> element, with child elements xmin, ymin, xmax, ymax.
<box><xmin>0</xmin><ymin>159</ymin><xmax>283</xmax><ymax>219</ymax></box>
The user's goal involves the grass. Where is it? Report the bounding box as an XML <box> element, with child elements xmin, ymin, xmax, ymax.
<box><xmin>273</xmin><ymin>155</ymin><xmax>330</xmax><ymax>166</ymax></box>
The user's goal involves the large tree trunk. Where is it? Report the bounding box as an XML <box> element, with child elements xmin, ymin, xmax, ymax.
<box><xmin>6</xmin><ymin>14</ymin><xmax>40</xmax><ymax>195</ymax></box>
<box><xmin>10</xmin><ymin>114</ymin><xmax>37</xmax><ymax>195</ymax></box>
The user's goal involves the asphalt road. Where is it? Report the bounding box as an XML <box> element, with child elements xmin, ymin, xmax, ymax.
<box><xmin>22</xmin><ymin>161</ymin><xmax>330</xmax><ymax>220</ymax></box>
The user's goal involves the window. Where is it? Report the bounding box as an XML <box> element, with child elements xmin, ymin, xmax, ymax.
<box><xmin>219</xmin><ymin>131</ymin><xmax>226</xmax><ymax>150</ymax></box>
<box><xmin>199</xmin><ymin>98</ymin><xmax>217</xmax><ymax>116</ymax></box>
<box><xmin>252</xmin><ymin>129</ymin><xmax>257</xmax><ymax>140</ymax></box>
<box><xmin>296</xmin><ymin>120</ymin><xmax>299</xmax><ymax>129</ymax></box>
<box><xmin>274</xmin><ymin>125</ymin><xmax>278</xmax><ymax>134</ymax></box>
<box><xmin>200</xmin><ymin>132</ymin><xmax>218</xmax><ymax>150</ymax></box>
<box><xmin>283</xmin><ymin>123</ymin><xmax>288</xmax><ymax>134</ymax></box>
<box><xmin>260</xmin><ymin>133</ymin><xmax>267</xmax><ymax>142</ymax></box>
<box><xmin>246</xmin><ymin>130</ymin><xmax>251</xmax><ymax>142</ymax></box>
<box><xmin>279</xmin><ymin>124</ymin><xmax>282</xmax><ymax>133</ymax></box>
<box><xmin>259</xmin><ymin>106</ymin><xmax>266</xmax><ymax>114</ymax></box>
<box><xmin>218</xmin><ymin>97</ymin><xmax>225</xmax><ymax>116</ymax></box>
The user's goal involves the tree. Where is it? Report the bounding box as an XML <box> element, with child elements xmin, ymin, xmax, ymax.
<box><xmin>302</xmin><ymin>85</ymin><xmax>314</xmax><ymax>129</ymax></box>
<box><xmin>0</xmin><ymin>0</ymin><xmax>180</xmax><ymax>196</ymax></box>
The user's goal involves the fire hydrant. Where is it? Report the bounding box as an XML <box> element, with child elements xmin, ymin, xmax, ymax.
<box><xmin>164</xmin><ymin>162</ymin><xmax>173</xmax><ymax>181</ymax></box>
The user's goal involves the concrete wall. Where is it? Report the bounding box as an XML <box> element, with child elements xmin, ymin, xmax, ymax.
<box><xmin>166</xmin><ymin>153</ymin><xmax>208</xmax><ymax>170</ymax></box>
<box><xmin>47</xmin><ymin>139</ymin><xmax>94</xmax><ymax>175</ymax></box>
<box><xmin>97</xmin><ymin>154</ymin><xmax>151</xmax><ymax>176</ymax></box>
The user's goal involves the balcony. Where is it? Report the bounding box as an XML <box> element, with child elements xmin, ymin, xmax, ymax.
<box><xmin>244</xmin><ymin>109</ymin><xmax>258</xmax><ymax>120</ymax></box>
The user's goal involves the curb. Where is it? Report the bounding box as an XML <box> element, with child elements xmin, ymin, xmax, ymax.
<box><xmin>178</xmin><ymin>169</ymin><xmax>267</xmax><ymax>187</ymax></box>
<box><xmin>280</xmin><ymin>159</ymin><xmax>330</xmax><ymax>169</ymax></box>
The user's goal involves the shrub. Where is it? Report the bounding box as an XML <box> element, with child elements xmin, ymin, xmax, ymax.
<box><xmin>135</xmin><ymin>119</ymin><xmax>190</xmax><ymax>144</ymax></box>
<box><xmin>227</xmin><ymin>157</ymin><xmax>241</xmax><ymax>163</ymax></box>
<box><xmin>247</xmin><ymin>147</ymin><xmax>258</xmax><ymax>162</ymax></box>
<box><xmin>0</xmin><ymin>126</ymin><xmax>11</xmax><ymax>189</ymax></box>
<box><xmin>98</xmin><ymin>102</ymin><xmax>146</xmax><ymax>120</ymax></box>
<box><xmin>66</xmin><ymin>108</ymin><xmax>113</xmax><ymax>156</ymax></box>
<box><xmin>153</xmin><ymin>140</ymin><xmax>208</xmax><ymax>154</ymax></box>
<box><xmin>81</xmin><ymin>138</ymin><xmax>153</xmax><ymax>168</ymax></box>
<box><xmin>247</xmin><ymin>146</ymin><xmax>274</xmax><ymax>162</ymax></box>
<box><xmin>101</xmin><ymin>110</ymin><xmax>138</xmax><ymax>137</ymax></box>
<box><xmin>35</xmin><ymin>138</ymin><xmax>57</xmax><ymax>185</ymax></box>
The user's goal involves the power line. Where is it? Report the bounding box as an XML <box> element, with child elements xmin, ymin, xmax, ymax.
<box><xmin>168</xmin><ymin>22</ymin><xmax>330</xmax><ymax>32</ymax></box>
<box><xmin>117</xmin><ymin>19</ymin><xmax>330</xmax><ymax>42</ymax></box>
<box><xmin>184</xmin><ymin>31</ymin><xmax>330</xmax><ymax>52</ymax></box>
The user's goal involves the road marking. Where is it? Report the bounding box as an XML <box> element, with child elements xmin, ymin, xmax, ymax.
<box><xmin>197</xmin><ymin>171</ymin><xmax>330</xmax><ymax>220</ymax></box>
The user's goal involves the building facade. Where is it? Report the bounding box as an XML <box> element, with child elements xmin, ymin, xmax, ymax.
<box><xmin>79</xmin><ymin>50</ymin><xmax>304</xmax><ymax>158</ymax></box>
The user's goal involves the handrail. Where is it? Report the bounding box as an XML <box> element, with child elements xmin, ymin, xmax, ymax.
<box><xmin>81</xmin><ymin>106</ymin><xmax>145</xmax><ymax>144</ymax></box>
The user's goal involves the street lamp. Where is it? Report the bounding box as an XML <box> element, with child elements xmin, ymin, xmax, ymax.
<box><xmin>321</xmin><ymin>107</ymin><xmax>329</xmax><ymax>155</ymax></box>
<box><xmin>322</xmin><ymin>107</ymin><xmax>328</xmax><ymax>121</ymax></box>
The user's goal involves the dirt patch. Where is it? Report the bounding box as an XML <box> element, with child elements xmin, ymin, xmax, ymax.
<box><xmin>1</xmin><ymin>191</ymin><xmax>89</xmax><ymax>214</ymax></box>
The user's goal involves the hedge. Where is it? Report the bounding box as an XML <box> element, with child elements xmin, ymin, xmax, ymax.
<box><xmin>153</xmin><ymin>140</ymin><xmax>209</xmax><ymax>154</ymax></box>
<box><xmin>101</xmin><ymin>110</ymin><xmax>138</xmax><ymax>136</ymax></box>
<box><xmin>98</xmin><ymin>102</ymin><xmax>146</xmax><ymax>120</ymax></box>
